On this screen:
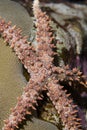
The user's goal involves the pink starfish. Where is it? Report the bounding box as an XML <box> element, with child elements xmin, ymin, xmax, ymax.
<box><xmin>0</xmin><ymin>0</ymin><xmax>87</xmax><ymax>130</ymax></box>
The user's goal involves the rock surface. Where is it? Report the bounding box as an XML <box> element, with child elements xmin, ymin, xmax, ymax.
<box><xmin>0</xmin><ymin>0</ymin><xmax>33</xmax><ymax>35</ymax></box>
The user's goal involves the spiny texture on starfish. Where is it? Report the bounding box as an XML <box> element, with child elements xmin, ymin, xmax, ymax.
<box><xmin>0</xmin><ymin>0</ymin><xmax>87</xmax><ymax>130</ymax></box>
<box><xmin>53</xmin><ymin>66</ymin><xmax>87</xmax><ymax>93</ymax></box>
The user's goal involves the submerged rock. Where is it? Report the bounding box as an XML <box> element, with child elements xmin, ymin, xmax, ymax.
<box><xmin>0</xmin><ymin>0</ymin><xmax>33</xmax><ymax>35</ymax></box>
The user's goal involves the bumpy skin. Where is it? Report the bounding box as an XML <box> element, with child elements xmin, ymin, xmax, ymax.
<box><xmin>0</xmin><ymin>0</ymin><xmax>87</xmax><ymax>130</ymax></box>
<box><xmin>54</xmin><ymin>66</ymin><xmax>87</xmax><ymax>93</ymax></box>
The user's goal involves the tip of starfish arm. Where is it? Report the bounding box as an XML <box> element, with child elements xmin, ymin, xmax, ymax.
<box><xmin>33</xmin><ymin>0</ymin><xmax>40</xmax><ymax>18</ymax></box>
<box><xmin>33</xmin><ymin>0</ymin><xmax>39</xmax><ymax>8</ymax></box>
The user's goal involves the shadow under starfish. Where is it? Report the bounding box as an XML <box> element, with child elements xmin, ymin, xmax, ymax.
<box><xmin>0</xmin><ymin>0</ymin><xmax>87</xmax><ymax>130</ymax></box>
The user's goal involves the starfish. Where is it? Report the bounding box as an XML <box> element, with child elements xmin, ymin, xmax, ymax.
<box><xmin>0</xmin><ymin>0</ymin><xmax>87</xmax><ymax>130</ymax></box>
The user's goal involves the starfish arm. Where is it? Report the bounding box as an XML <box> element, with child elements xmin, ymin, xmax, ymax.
<box><xmin>0</xmin><ymin>17</ymin><xmax>40</xmax><ymax>76</ymax></box>
<box><xmin>47</xmin><ymin>79</ymin><xmax>82</xmax><ymax>130</ymax></box>
<box><xmin>52</xmin><ymin>66</ymin><xmax>87</xmax><ymax>92</ymax></box>
<box><xmin>33</xmin><ymin>0</ymin><xmax>87</xmax><ymax>92</ymax></box>
<box><xmin>2</xmin><ymin>79</ymin><xmax>44</xmax><ymax>130</ymax></box>
<box><xmin>33</xmin><ymin>0</ymin><xmax>83</xmax><ymax>129</ymax></box>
